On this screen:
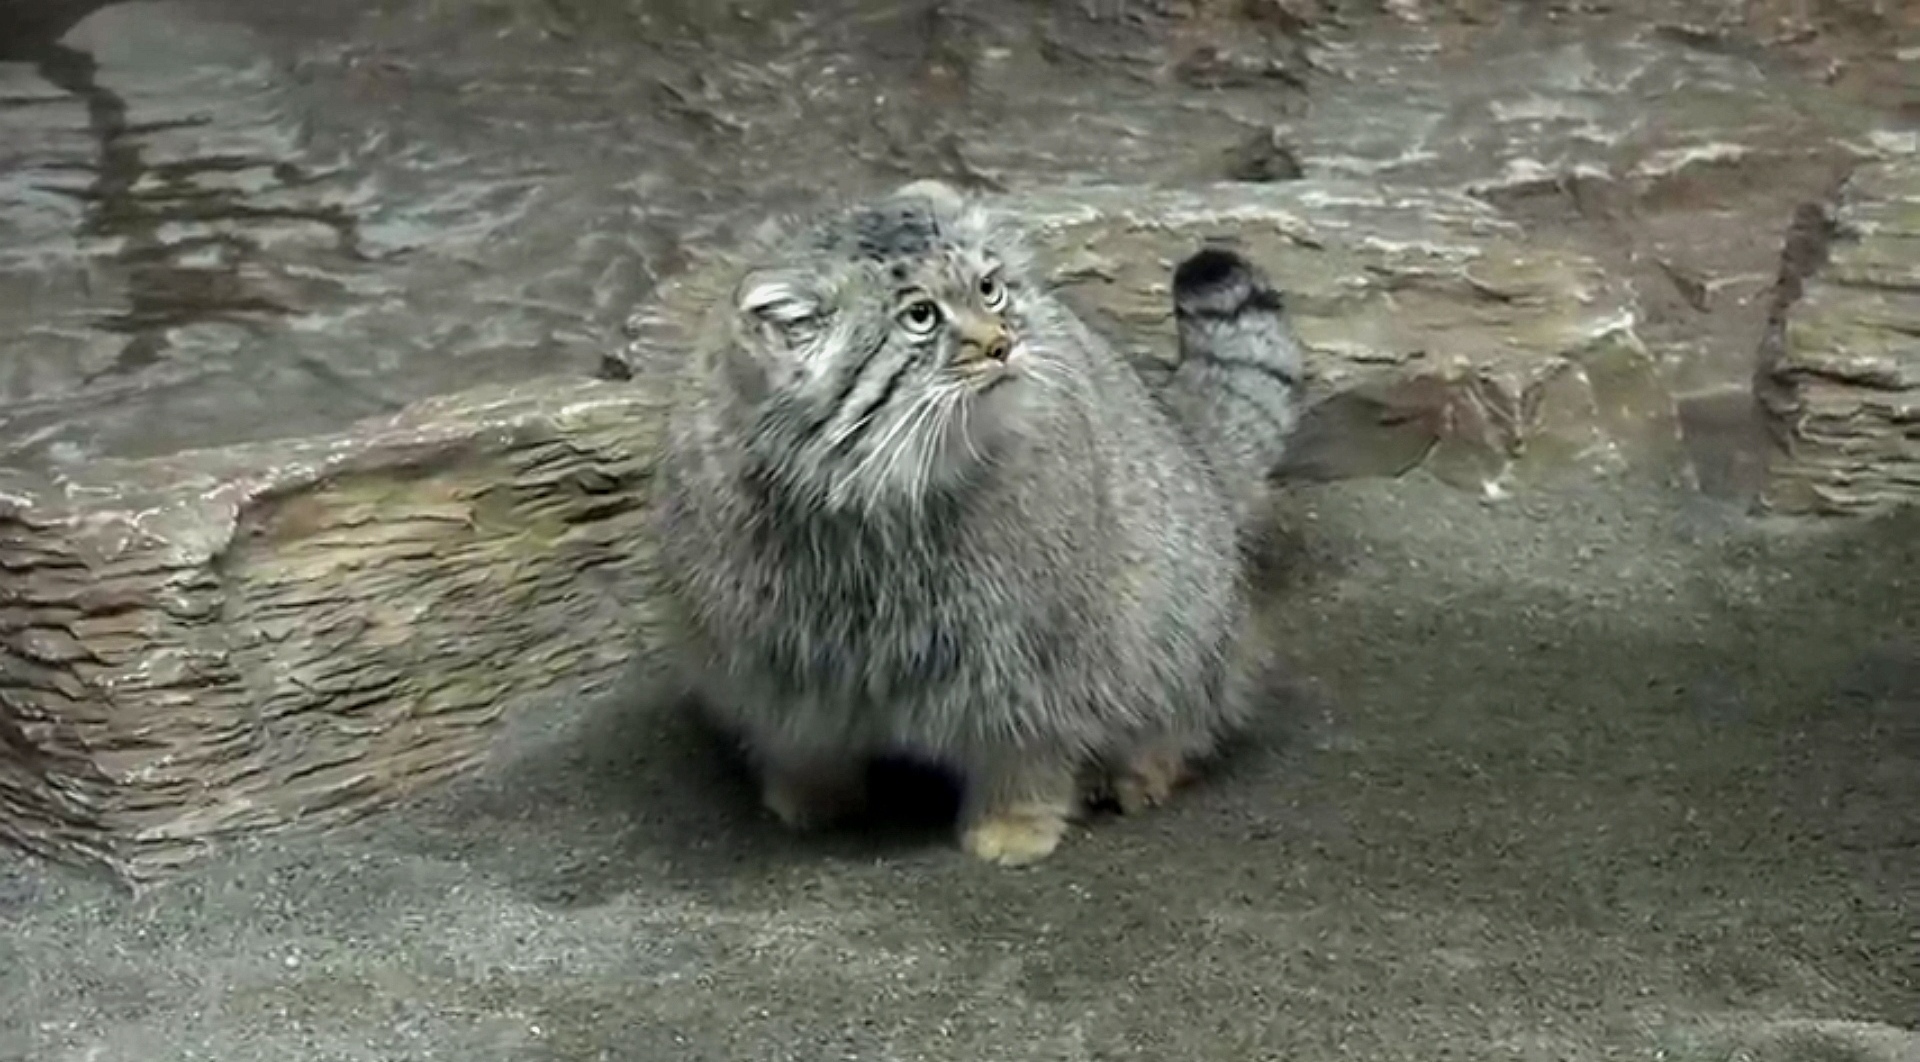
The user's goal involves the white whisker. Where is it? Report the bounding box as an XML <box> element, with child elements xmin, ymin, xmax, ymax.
<box><xmin>826</xmin><ymin>394</ymin><xmax>884</xmax><ymax>450</ymax></box>
<box><xmin>848</xmin><ymin>390</ymin><xmax>933</xmax><ymax>495</ymax></box>
<box><xmin>956</xmin><ymin>388</ymin><xmax>984</xmax><ymax>466</ymax></box>
<box><xmin>904</xmin><ymin>396</ymin><xmax>948</xmax><ymax>508</ymax></box>
<box><xmin>1016</xmin><ymin>349</ymin><xmax>1084</xmax><ymax>397</ymax></box>
<box><xmin>1020</xmin><ymin>365</ymin><xmax>1070</xmax><ymax>397</ymax></box>
<box><xmin>862</xmin><ymin>390</ymin><xmax>943</xmax><ymax>506</ymax></box>
<box><xmin>915</xmin><ymin>388</ymin><xmax>963</xmax><ymax>500</ymax></box>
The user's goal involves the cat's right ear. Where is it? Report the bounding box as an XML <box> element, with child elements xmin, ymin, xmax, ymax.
<box><xmin>891</xmin><ymin>178</ymin><xmax>966</xmax><ymax>213</ymax></box>
<box><xmin>735</xmin><ymin>270</ymin><xmax>827</xmax><ymax>357</ymax></box>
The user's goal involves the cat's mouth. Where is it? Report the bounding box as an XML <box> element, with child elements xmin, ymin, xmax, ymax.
<box><xmin>956</xmin><ymin>356</ymin><xmax>1015</xmax><ymax>393</ymax></box>
<box><xmin>974</xmin><ymin>368</ymin><xmax>1015</xmax><ymax>393</ymax></box>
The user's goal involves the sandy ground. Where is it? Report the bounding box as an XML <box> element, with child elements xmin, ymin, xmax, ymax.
<box><xmin>2</xmin><ymin>472</ymin><xmax>1913</xmax><ymax>1062</ymax></box>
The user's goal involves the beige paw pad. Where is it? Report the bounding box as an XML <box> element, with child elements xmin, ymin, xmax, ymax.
<box><xmin>961</xmin><ymin>806</ymin><xmax>1069</xmax><ymax>866</ymax></box>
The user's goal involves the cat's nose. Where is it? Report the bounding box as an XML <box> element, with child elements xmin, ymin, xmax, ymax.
<box><xmin>958</xmin><ymin>316</ymin><xmax>1011</xmax><ymax>363</ymax></box>
<box><xmin>979</xmin><ymin>331</ymin><xmax>1011</xmax><ymax>362</ymax></box>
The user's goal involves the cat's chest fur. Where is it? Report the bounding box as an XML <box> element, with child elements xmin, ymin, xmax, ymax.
<box><xmin>656</xmin><ymin>441</ymin><xmax>1110</xmax><ymax>755</ymax></box>
<box><xmin>721</xmin><ymin>490</ymin><xmax>1089</xmax><ymax>700</ymax></box>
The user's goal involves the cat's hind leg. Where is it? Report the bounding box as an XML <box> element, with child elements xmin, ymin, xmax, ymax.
<box><xmin>1096</xmin><ymin>617</ymin><xmax>1286</xmax><ymax>814</ymax></box>
<box><xmin>757</xmin><ymin>752</ymin><xmax>870</xmax><ymax>830</ymax></box>
<box><xmin>1100</xmin><ymin>738</ymin><xmax>1196</xmax><ymax>816</ymax></box>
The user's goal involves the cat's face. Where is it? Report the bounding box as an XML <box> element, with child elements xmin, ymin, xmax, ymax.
<box><xmin>724</xmin><ymin>185</ymin><xmax>1066</xmax><ymax>513</ymax></box>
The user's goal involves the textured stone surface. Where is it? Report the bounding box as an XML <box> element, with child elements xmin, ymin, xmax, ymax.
<box><xmin>1294</xmin><ymin>10</ymin><xmax>1870</xmax><ymax>399</ymax></box>
<box><xmin>0</xmin><ymin>1</ymin><xmax>663</xmax><ymax>472</ymax></box>
<box><xmin>8</xmin><ymin>0</ymin><xmax>1889</xmax><ymax>479</ymax></box>
<box><xmin>1760</xmin><ymin>158</ymin><xmax>1920</xmax><ymax>515</ymax></box>
<box><xmin>1013</xmin><ymin>182</ymin><xmax>1677</xmax><ymax>492</ymax></box>
<box><xmin>1</xmin><ymin>381</ymin><xmax>669</xmax><ymax>882</ymax></box>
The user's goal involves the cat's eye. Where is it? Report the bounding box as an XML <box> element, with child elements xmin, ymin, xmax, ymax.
<box><xmin>899</xmin><ymin>298</ymin><xmax>943</xmax><ymax>336</ymax></box>
<box><xmin>978</xmin><ymin>273</ymin><xmax>1008</xmax><ymax>310</ymax></box>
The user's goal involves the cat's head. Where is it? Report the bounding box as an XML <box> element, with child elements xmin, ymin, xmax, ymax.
<box><xmin>716</xmin><ymin>180</ymin><xmax>1068</xmax><ymax>514</ymax></box>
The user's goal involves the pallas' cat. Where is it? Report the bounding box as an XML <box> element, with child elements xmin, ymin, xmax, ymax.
<box><xmin>648</xmin><ymin>180</ymin><xmax>1304</xmax><ymax>865</ymax></box>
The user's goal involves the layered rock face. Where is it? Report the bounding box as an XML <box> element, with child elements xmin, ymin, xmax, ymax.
<box><xmin>1</xmin><ymin>0</ymin><xmax>1914</xmax><ymax>880</ymax></box>
<box><xmin>1759</xmin><ymin>160</ymin><xmax>1920</xmax><ymax>515</ymax></box>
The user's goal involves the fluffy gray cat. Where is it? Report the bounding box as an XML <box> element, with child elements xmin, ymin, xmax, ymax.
<box><xmin>648</xmin><ymin>179</ymin><xmax>1304</xmax><ymax>866</ymax></box>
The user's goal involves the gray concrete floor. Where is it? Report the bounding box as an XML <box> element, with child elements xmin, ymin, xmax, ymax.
<box><xmin>3</xmin><ymin>474</ymin><xmax>1914</xmax><ymax>1062</ymax></box>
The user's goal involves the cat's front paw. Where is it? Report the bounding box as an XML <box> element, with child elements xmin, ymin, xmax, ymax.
<box><xmin>960</xmin><ymin>804</ymin><xmax>1069</xmax><ymax>866</ymax></box>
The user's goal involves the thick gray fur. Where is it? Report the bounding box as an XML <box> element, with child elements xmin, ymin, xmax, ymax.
<box><xmin>650</xmin><ymin>181</ymin><xmax>1305</xmax><ymax>860</ymax></box>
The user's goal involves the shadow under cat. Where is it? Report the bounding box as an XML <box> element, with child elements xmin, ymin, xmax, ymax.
<box><xmin>389</xmin><ymin>632</ymin><xmax>1320</xmax><ymax>911</ymax></box>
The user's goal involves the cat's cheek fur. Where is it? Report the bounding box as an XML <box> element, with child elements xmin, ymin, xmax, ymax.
<box><xmin>864</xmin><ymin>401</ymin><xmax>1004</xmax><ymax>502</ymax></box>
<box><xmin>951</xmin><ymin>388</ymin><xmax>1021</xmax><ymax>458</ymax></box>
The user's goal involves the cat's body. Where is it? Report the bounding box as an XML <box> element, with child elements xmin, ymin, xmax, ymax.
<box><xmin>649</xmin><ymin>181</ymin><xmax>1303</xmax><ymax>864</ymax></box>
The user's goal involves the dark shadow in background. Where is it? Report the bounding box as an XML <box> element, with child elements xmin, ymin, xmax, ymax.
<box><xmin>0</xmin><ymin>0</ymin><xmax>124</xmax><ymax>60</ymax></box>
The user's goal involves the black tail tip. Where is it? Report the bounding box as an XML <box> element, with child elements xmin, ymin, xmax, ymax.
<box><xmin>1175</xmin><ymin>247</ymin><xmax>1249</xmax><ymax>290</ymax></box>
<box><xmin>1174</xmin><ymin>247</ymin><xmax>1279</xmax><ymax>315</ymax></box>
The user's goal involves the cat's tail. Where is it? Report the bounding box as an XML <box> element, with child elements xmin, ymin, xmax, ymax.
<box><xmin>1161</xmin><ymin>247</ymin><xmax>1306</xmax><ymax>526</ymax></box>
